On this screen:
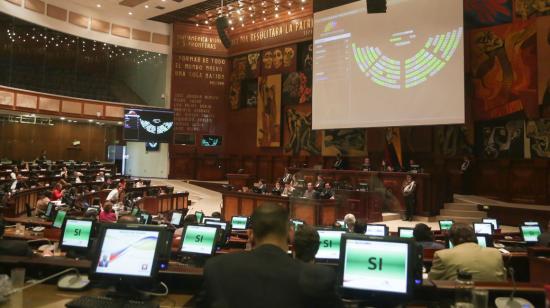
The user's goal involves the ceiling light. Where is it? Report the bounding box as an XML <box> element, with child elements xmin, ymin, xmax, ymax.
<box><xmin>88</xmin><ymin>119</ymin><xmax>93</xmax><ymax>122</ymax></box>
<box><xmin>60</xmin><ymin>117</ymin><xmax>65</xmax><ymax>120</ymax></box>
<box><xmin>145</xmin><ymin>5</ymin><xmax>149</xmax><ymax>8</ymax></box>
<box><xmin>96</xmin><ymin>4</ymin><xmax>101</xmax><ymax>8</ymax></box>
<box><xmin>128</xmin><ymin>12</ymin><xmax>133</xmax><ymax>15</ymax></box>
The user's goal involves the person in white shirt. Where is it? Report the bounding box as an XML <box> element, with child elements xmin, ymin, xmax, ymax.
<box><xmin>95</xmin><ymin>171</ymin><xmax>105</xmax><ymax>182</ymax></box>
<box><xmin>9</xmin><ymin>166</ymin><xmax>18</xmax><ymax>180</ymax></box>
<box><xmin>73</xmin><ymin>171</ymin><xmax>83</xmax><ymax>184</ymax></box>
<box><xmin>106</xmin><ymin>186</ymin><xmax>122</xmax><ymax>203</ymax></box>
<box><xmin>402</xmin><ymin>175</ymin><xmax>417</xmax><ymax>221</ymax></box>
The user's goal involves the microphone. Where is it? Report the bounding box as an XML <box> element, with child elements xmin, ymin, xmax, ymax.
<box><xmin>3</xmin><ymin>267</ymin><xmax>89</xmax><ymax>296</ymax></box>
<box><xmin>494</xmin><ymin>267</ymin><xmax>534</xmax><ymax>308</ymax></box>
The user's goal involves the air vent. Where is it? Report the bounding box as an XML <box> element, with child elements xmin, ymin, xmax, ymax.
<box><xmin>155</xmin><ymin>5</ymin><xmax>165</xmax><ymax>9</ymax></box>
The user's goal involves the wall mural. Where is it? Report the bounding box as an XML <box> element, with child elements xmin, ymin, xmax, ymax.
<box><xmin>515</xmin><ymin>0</ymin><xmax>550</xmax><ymax>20</ymax></box>
<box><xmin>257</xmin><ymin>74</ymin><xmax>282</xmax><ymax>147</ymax></box>
<box><xmin>284</xmin><ymin>104</ymin><xmax>321</xmax><ymax>156</ymax></box>
<box><xmin>525</xmin><ymin>119</ymin><xmax>550</xmax><ymax>158</ymax></box>
<box><xmin>478</xmin><ymin>117</ymin><xmax>525</xmax><ymax>158</ymax></box>
<box><xmin>464</xmin><ymin>0</ymin><xmax>513</xmax><ymax>27</ymax></box>
<box><xmin>435</xmin><ymin>125</ymin><xmax>474</xmax><ymax>158</ymax></box>
<box><xmin>261</xmin><ymin>45</ymin><xmax>297</xmax><ymax>75</ymax></box>
<box><xmin>470</xmin><ymin>20</ymin><xmax>537</xmax><ymax>120</ymax></box>
<box><xmin>322</xmin><ymin>129</ymin><xmax>367</xmax><ymax>157</ymax></box>
<box><xmin>538</xmin><ymin>16</ymin><xmax>550</xmax><ymax>116</ymax></box>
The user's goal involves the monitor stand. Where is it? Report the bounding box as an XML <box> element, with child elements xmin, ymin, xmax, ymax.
<box><xmin>105</xmin><ymin>282</ymin><xmax>154</xmax><ymax>302</ymax></box>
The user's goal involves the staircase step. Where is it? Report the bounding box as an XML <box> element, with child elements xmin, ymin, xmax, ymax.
<box><xmin>436</xmin><ymin>216</ymin><xmax>484</xmax><ymax>225</ymax></box>
<box><xmin>440</xmin><ymin>209</ymin><xmax>487</xmax><ymax>218</ymax></box>
<box><xmin>444</xmin><ymin>203</ymin><xmax>479</xmax><ymax>211</ymax></box>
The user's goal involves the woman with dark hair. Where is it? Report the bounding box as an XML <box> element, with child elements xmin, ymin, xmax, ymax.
<box><xmin>413</xmin><ymin>223</ymin><xmax>444</xmax><ymax>250</ymax></box>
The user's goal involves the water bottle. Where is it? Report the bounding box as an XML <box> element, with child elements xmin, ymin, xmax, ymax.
<box><xmin>455</xmin><ymin>270</ymin><xmax>474</xmax><ymax>308</ymax></box>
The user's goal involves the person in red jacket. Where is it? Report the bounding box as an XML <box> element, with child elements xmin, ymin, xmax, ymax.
<box><xmin>99</xmin><ymin>202</ymin><xmax>117</xmax><ymax>223</ymax></box>
<box><xmin>51</xmin><ymin>183</ymin><xmax>64</xmax><ymax>201</ymax></box>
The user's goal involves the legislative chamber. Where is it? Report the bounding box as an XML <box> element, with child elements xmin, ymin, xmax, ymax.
<box><xmin>0</xmin><ymin>0</ymin><xmax>549</xmax><ymax>307</ymax></box>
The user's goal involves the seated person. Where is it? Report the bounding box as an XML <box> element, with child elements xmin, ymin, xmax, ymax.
<box><xmin>59</xmin><ymin>166</ymin><xmax>69</xmax><ymax>179</ymax></box>
<box><xmin>353</xmin><ymin>220</ymin><xmax>367</xmax><ymax>234</ymax></box>
<box><xmin>211</xmin><ymin>212</ymin><xmax>222</xmax><ymax>219</ymax></box>
<box><xmin>95</xmin><ymin>171</ymin><xmax>105</xmax><ymax>182</ymax></box>
<box><xmin>35</xmin><ymin>192</ymin><xmax>51</xmax><ymax>215</ymax></box>
<box><xmin>281</xmin><ymin>183</ymin><xmax>294</xmax><ymax>197</ymax></box>
<box><xmin>319</xmin><ymin>182</ymin><xmax>335</xmax><ymax>200</ymax></box>
<box><xmin>98</xmin><ymin>202</ymin><xmax>117</xmax><ymax>223</ymax></box>
<box><xmin>196</xmin><ymin>204</ymin><xmax>340</xmax><ymax>308</ymax></box>
<box><xmin>333</xmin><ymin>153</ymin><xmax>345</xmax><ymax>170</ymax></box>
<box><xmin>118</xmin><ymin>214</ymin><xmax>139</xmax><ymax>224</ymax></box>
<box><xmin>302</xmin><ymin>182</ymin><xmax>318</xmax><ymax>199</ymax></box>
<box><xmin>314</xmin><ymin>176</ymin><xmax>325</xmax><ymax>192</ymax></box>
<box><xmin>106</xmin><ymin>186</ymin><xmax>123</xmax><ymax>204</ymax></box>
<box><xmin>343</xmin><ymin>213</ymin><xmax>356</xmax><ymax>233</ymax></box>
<box><xmin>539</xmin><ymin>220</ymin><xmax>550</xmax><ymax>247</ymax></box>
<box><xmin>361</xmin><ymin>157</ymin><xmax>372</xmax><ymax>171</ymax></box>
<box><xmin>413</xmin><ymin>223</ymin><xmax>445</xmax><ymax>250</ymax></box>
<box><xmin>253</xmin><ymin>179</ymin><xmax>267</xmax><ymax>194</ymax></box>
<box><xmin>408</xmin><ymin>159</ymin><xmax>421</xmax><ymax>173</ymax></box>
<box><xmin>73</xmin><ymin>171</ymin><xmax>83</xmax><ymax>184</ymax></box>
<box><xmin>272</xmin><ymin>182</ymin><xmax>284</xmax><ymax>195</ymax></box>
<box><xmin>51</xmin><ymin>183</ymin><xmax>64</xmax><ymax>201</ymax></box>
<box><xmin>428</xmin><ymin>223</ymin><xmax>506</xmax><ymax>282</ymax></box>
<box><xmin>0</xmin><ymin>220</ymin><xmax>33</xmax><ymax>256</ymax></box>
<box><xmin>293</xmin><ymin>225</ymin><xmax>320</xmax><ymax>263</ymax></box>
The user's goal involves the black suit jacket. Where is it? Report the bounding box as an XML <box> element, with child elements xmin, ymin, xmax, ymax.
<box><xmin>196</xmin><ymin>244</ymin><xmax>340</xmax><ymax>308</ymax></box>
<box><xmin>0</xmin><ymin>239</ymin><xmax>33</xmax><ymax>257</ymax></box>
<box><xmin>539</xmin><ymin>232</ymin><xmax>550</xmax><ymax>247</ymax></box>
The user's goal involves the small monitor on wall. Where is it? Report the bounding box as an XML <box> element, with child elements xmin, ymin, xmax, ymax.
<box><xmin>201</xmin><ymin>135</ymin><xmax>223</xmax><ymax>147</ymax></box>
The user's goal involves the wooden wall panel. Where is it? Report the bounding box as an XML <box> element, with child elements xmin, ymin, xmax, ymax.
<box><xmin>68</xmin><ymin>12</ymin><xmax>89</xmax><ymax>28</ymax></box>
<box><xmin>111</xmin><ymin>24</ymin><xmax>131</xmax><ymax>38</ymax></box>
<box><xmin>61</xmin><ymin>100</ymin><xmax>82</xmax><ymax>114</ymax></box>
<box><xmin>16</xmin><ymin>94</ymin><xmax>37</xmax><ymax>109</ymax></box>
<box><xmin>46</xmin><ymin>4</ymin><xmax>67</xmax><ymax>21</ymax></box>
<box><xmin>6</xmin><ymin>0</ymin><xmax>22</xmax><ymax>6</ymax></box>
<box><xmin>132</xmin><ymin>29</ymin><xmax>151</xmax><ymax>42</ymax></box>
<box><xmin>25</xmin><ymin>0</ymin><xmax>45</xmax><ymax>13</ymax></box>
<box><xmin>91</xmin><ymin>19</ymin><xmax>110</xmax><ymax>33</ymax></box>
<box><xmin>83</xmin><ymin>103</ymin><xmax>103</xmax><ymax>116</ymax></box>
<box><xmin>0</xmin><ymin>91</ymin><xmax>15</xmax><ymax>106</ymax></box>
<box><xmin>38</xmin><ymin>97</ymin><xmax>60</xmax><ymax>112</ymax></box>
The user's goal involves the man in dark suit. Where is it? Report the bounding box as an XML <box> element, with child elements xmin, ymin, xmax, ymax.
<box><xmin>196</xmin><ymin>204</ymin><xmax>340</xmax><ymax>308</ymax></box>
<box><xmin>539</xmin><ymin>220</ymin><xmax>550</xmax><ymax>247</ymax></box>
<box><xmin>0</xmin><ymin>221</ymin><xmax>33</xmax><ymax>257</ymax></box>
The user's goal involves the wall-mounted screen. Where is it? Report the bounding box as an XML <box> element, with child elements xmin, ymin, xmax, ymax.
<box><xmin>201</xmin><ymin>135</ymin><xmax>223</xmax><ymax>147</ymax></box>
<box><xmin>124</xmin><ymin>108</ymin><xmax>174</xmax><ymax>143</ymax></box>
<box><xmin>313</xmin><ymin>0</ymin><xmax>464</xmax><ymax>129</ymax></box>
<box><xmin>145</xmin><ymin>142</ymin><xmax>161</xmax><ymax>152</ymax></box>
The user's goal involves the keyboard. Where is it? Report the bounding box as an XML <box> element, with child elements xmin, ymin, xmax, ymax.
<box><xmin>65</xmin><ymin>296</ymin><xmax>159</xmax><ymax>308</ymax></box>
<box><xmin>503</xmin><ymin>246</ymin><xmax>527</xmax><ymax>253</ymax></box>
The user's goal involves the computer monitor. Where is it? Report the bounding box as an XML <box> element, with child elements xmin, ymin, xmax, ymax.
<box><xmin>91</xmin><ymin>224</ymin><xmax>164</xmax><ymax>281</ymax></box>
<box><xmin>438</xmin><ymin>220</ymin><xmax>454</xmax><ymax>231</ymax></box>
<box><xmin>290</xmin><ymin>219</ymin><xmax>304</xmax><ymax>230</ymax></box>
<box><xmin>204</xmin><ymin>220</ymin><xmax>228</xmax><ymax>231</ymax></box>
<box><xmin>336</xmin><ymin>220</ymin><xmax>347</xmax><ymax>230</ymax></box>
<box><xmin>476</xmin><ymin>235</ymin><xmax>493</xmax><ymax>248</ymax></box>
<box><xmin>140</xmin><ymin>213</ymin><xmax>151</xmax><ymax>225</ymax></box>
<box><xmin>482</xmin><ymin>218</ymin><xmax>499</xmax><ymax>230</ymax></box>
<box><xmin>180</xmin><ymin>225</ymin><xmax>219</xmax><ymax>256</ymax></box>
<box><xmin>473</xmin><ymin>223</ymin><xmax>493</xmax><ymax>235</ymax></box>
<box><xmin>201</xmin><ymin>216</ymin><xmax>221</xmax><ymax>224</ymax></box>
<box><xmin>398</xmin><ymin>227</ymin><xmax>414</xmax><ymax>239</ymax></box>
<box><xmin>523</xmin><ymin>221</ymin><xmax>540</xmax><ymax>226</ymax></box>
<box><xmin>365</xmin><ymin>224</ymin><xmax>388</xmax><ymax>237</ymax></box>
<box><xmin>45</xmin><ymin>202</ymin><xmax>55</xmax><ymax>218</ymax></box>
<box><xmin>520</xmin><ymin>225</ymin><xmax>542</xmax><ymax>243</ymax></box>
<box><xmin>231</xmin><ymin>216</ymin><xmax>249</xmax><ymax>231</ymax></box>
<box><xmin>315</xmin><ymin>229</ymin><xmax>346</xmax><ymax>262</ymax></box>
<box><xmin>60</xmin><ymin>218</ymin><xmax>94</xmax><ymax>251</ymax></box>
<box><xmin>131</xmin><ymin>206</ymin><xmax>140</xmax><ymax>217</ymax></box>
<box><xmin>339</xmin><ymin>234</ymin><xmax>419</xmax><ymax>299</ymax></box>
<box><xmin>171</xmin><ymin>212</ymin><xmax>183</xmax><ymax>226</ymax></box>
<box><xmin>195</xmin><ymin>211</ymin><xmax>204</xmax><ymax>224</ymax></box>
<box><xmin>52</xmin><ymin>210</ymin><xmax>67</xmax><ymax>229</ymax></box>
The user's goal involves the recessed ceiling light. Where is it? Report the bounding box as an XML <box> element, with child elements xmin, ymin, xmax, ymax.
<box><xmin>145</xmin><ymin>5</ymin><xmax>149</xmax><ymax>8</ymax></box>
<box><xmin>96</xmin><ymin>4</ymin><xmax>101</xmax><ymax>8</ymax></box>
<box><xmin>88</xmin><ymin>119</ymin><xmax>93</xmax><ymax>122</ymax></box>
<box><xmin>128</xmin><ymin>12</ymin><xmax>133</xmax><ymax>15</ymax></box>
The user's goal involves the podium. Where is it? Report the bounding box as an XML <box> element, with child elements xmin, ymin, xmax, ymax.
<box><xmin>289</xmin><ymin>198</ymin><xmax>338</xmax><ymax>226</ymax></box>
<box><xmin>226</xmin><ymin>173</ymin><xmax>255</xmax><ymax>191</ymax></box>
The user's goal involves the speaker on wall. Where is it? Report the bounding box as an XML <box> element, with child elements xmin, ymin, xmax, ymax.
<box><xmin>216</xmin><ymin>16</ymin><xmax>232</xmax><ymax>49</ymax></box>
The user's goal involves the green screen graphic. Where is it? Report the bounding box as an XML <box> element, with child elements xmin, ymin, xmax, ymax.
<box><xmin>232</xmin><ymin>217</ymin><xmax>248</xmax><ymax>230</ymax></box>
<box><xmin>62</xmin><ymin>220</ymin><xmax>93</xmax><ymax>248</ymax></box>
<box><xmin>195</xmin><ymin>212</ymin><xmax>204</xmax><ymax>223</ymax></box>
<box><xmin>522</xmin><ymin>226</ymin><xmax>541</xmax><ymax>242</ymax></box>
<box><xmin>352</xmin><ymin>27</ymin><xmax>463</xmax><ymax>89</ymax></box>
<box><xmin>399</xmin><ymin>229</ymin><xmax>414</xmax><ymax>238</ymax></box>
<box><xmin>476</xmin><ymin>236</ymin><xmax>487</xmax><ymax>248</ymax></box>
<box><xmin>343</xmin><ymin>239</ymin><xmax>408</xmax><ymax>293</ymax></box>
<box><xmin>439</xmin><ymin>220</ymin><xmax>453</xmax><ymax>230</ymax></box>
<box><xmin>316</xmin><ymin>230</ymin><xmax>345</xmax><ymax>260</ymax></box>
<box><xmin>53</xmin><ymin>211</ymin><xmax>66</xmax><ymax>228</ymax></box>
<box><xmin>181</xmin><ymin>225</ymin><xmax>217</xmax><ymax>255</ymax></box>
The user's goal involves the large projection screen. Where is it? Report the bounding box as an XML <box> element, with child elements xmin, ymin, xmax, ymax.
<box><xmin>312</xmin><ymin>0</ymin><xmax>465</xmax><ymax>130</ymax></box>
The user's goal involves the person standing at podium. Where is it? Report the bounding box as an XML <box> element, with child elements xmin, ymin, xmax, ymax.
<box><xmin>402</xmin><ymin>175</ymin><xmax>417</xmax><ymax>221</ymax></box>
<box><xmin>333</xmin><ymin>153</ymin><xmax>345</xmax><ymax>170</ymax></box>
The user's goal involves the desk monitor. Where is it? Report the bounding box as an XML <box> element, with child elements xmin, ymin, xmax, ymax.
<box><xmin>171</xmin><ymin>212</ymin><xmax>183</xmax><ymax>226</ymax></box>
<box><xmin>523</xmin><ymin>221</ymin><xmax>539</xmax><ymax>226</ymax></box>
<box><xmin>438</xmin><ymin>220</ymin><xmax>454</xmax><ymax>231</ymax></box>
<box><xmin>290</xmin><ymin>219</ymin><xmax>305</xmax><ymax>230</ymax></box>
<box><xmin>91</xmin><ymin>224</ymin><xmax>164</xmax><ymax>281</ymax></box>
<box><xmin>315</xmin><ymin>229</ymin><xmax>346</xmax><ymax>262</ymax></box>
<box><xmin>482</xmin><ymin>218</ymin><xmax>499</xmax><ymax>230</ymax></box>
<box><xmin>52</xmin><ymin>210</ymin><xmax>67</xmax><ymax>229</ymax></box>
<box><xmin>398</xmin><ymin>227</ymin><xmax>414</xmax><ymax>239</ymax></box>
<box><xmin>520</xmin><ymin>225</ymin><xmax>542</xmax><ymax>243</ymax></box>
<box><xmin>131</xmin><ymin>206</ymin><xmax>140</xmax><ymax>217</ymax></box>
<box><xmin>339</xmin><ymin>234</ymin><xmax>419</xmax><ymax>299</ymax></box>
<box><xmin>140</xmin><ymin>213</ymin><xmax>151</xmax><ymax>225</ymax></box>
<box><xmin>336</xmin><ymin>220</ymin><xmax>347</xmax><ymax>230</ymax></box>
<box><xmin>180</xmin><ymin>225</ymin><xmax>219</xmax><ymax>256</ymax></box>
<box><xmin>231</xmin><ymin>216</ymin><xmax>249</xmax><ymax>231</ymax></box>
<box><xmin>195</xmin><ymin>211</ymin><xmax>204</xmax><ymax>224</ymax></box>
<box><xmin>60</xmin><ymin>218</ymin><xmax>94</xmax><ymax>251</ymax></box>
<box><xmin>473</xmin><ymin>223</ymin><xmax>493</xmax><ymax>235</ymax></box>
<box><xmin>365</xmin><ymin>224</ymin><xmax>388</xmax><ymax>237</ymax></box>
<box><xmin>205</xmin><ymin>220</ymin><xmax>228</xmax><ymax>231</ymax></box>
<box><xmin>476</xmin><ymin>235</ymin><xmax>493</xmax><ymax>248</ymax></box>
<box><xmin>45</xmin><ymin>202</ymin><xmax>55</xmax><ymax>218</ymax></box>
<box><xmin>201</xmin><ymin>216</ymin><xmax>221</xmax><ymax>224</ymax></box>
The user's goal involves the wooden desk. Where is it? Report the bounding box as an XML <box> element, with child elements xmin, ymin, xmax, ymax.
<box><xmin>0</xmin><ymin>284</ymin><xmax>192</xmax><ymax>308</ymax></box>
<box><xmin>288</xmin><ymin>168</ymin><xmax>435</xmax><ymax>216</ymax></box>
<box><xmin>222</xmin><ymin>191</ymin><xmax>289</xmax><ymax>221</ymax></box>
<box><xmin>226</xmin><ymin>173</ymin><xmax>255</xmax><ymax>190</ymax></box>
<box><xmin>289</xmin><ymin>198</ymin><xmax>338</xmax><ymax>226</ymax></box>
<box><xmin>3</xmin><ymin>216</ymin><xmax>52</xmax><ymax>227</ymax></box>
